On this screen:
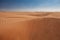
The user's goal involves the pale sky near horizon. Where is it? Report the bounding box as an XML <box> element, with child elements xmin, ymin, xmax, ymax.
<box><xmin>0</xmin><ymin>0</ymin><xmax>60</xmax><ymax>12</ymax></box>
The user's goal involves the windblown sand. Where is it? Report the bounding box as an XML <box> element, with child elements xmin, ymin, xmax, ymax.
<box><xmin>0</xmin><ymin>12</ymin><xmax>60</xmax><ymax>40</ymax></box>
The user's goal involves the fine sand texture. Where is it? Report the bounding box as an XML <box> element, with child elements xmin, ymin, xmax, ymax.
<box><xmin>0</xmin><ymin>12</ymin><xmax>60</xmax><ymax>40</ymax></box>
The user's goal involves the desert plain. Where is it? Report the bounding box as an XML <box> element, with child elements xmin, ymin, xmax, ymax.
<box><xmin>0</xmin><ymin>12</ymin><xmax>60</xmax><ymax>40</ymax></box>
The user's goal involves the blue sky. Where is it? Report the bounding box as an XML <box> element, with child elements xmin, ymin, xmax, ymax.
<box><xmin>0</xmin><ymin>0</ymin><xmax>60</xmax><ymax>12</ymax></box>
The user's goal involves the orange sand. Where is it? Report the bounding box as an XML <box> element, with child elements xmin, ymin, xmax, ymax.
<box><xmin>0</xmin><ymin>12</ymin><xmax>60</xmax><ymax>40</ymax></box>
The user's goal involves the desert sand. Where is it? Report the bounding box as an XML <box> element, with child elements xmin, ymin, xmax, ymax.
<box><xmin>0</xmin><ymin>12</ymin><xmax>60</xmax><ymax>40</ymax></box>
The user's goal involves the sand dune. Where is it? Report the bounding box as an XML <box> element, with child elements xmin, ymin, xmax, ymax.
<box><xmin>0</xmin><ymin>12</ymin><xmax>60</xmax><ymax>40</ymax></box>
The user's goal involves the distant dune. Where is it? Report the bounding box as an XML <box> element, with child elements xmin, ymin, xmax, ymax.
<box><xmin>0</xmin><ymin>12</ymin><xmax>60</xmax><ymax>40</ymax></box>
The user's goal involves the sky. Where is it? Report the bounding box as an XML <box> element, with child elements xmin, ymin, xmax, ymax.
<box><xmin>0</xmin><ymin>0</ymin><xmax>60</xmax><ymax>12</ymax></box>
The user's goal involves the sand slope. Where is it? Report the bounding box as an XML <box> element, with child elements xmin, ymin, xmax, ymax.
<box><xmin>0</xmin><ymin>12</ymin><xmax>60</xmax><ymax>40</ymax></box>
